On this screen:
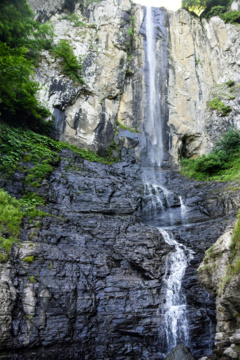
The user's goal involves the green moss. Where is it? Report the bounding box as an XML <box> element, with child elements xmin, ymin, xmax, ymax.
<box><xmin>116</xmin><ymin>120</ymin><xmax>138</xmax><ymax>133</ymax></box>
<box><xmin>61</xmin><ymin>13</ymin><xmax>79</xmax><ymax>22</ymax></box>
<box><xmin>86</xmin><ymin>0</ymin><xmax>102</xmax><ymax>7</ymax></box>
<box><xmin>30</xmin><ymin>275</ymin><xmax>34</xmax><ymax>283</ymax></box>
<box><xmin>25</xmin><ymin>314</ymin><xmax>33</xmax><ymax>321</ymax></box>
<box><xmin>226</xmin><ymin>80</ymin><xmax>235</xmax><ymax>87</ymax></box>
<box><xmin>203</xmin><ymin>264</ymin><xmax>212</xmax><ymax>273</ymax></box>
<box><xmin>207</xmin><ymin>98</ymin><xmax>232</xmax><ymax>116</ymax></box>
<box><xmin>23</xmin><ymin>256</ymin><xmax>34</xmax><ymax>263</ymax></box>
<box><xmin>0</xmin><ymin>252</ymin><xmax>8</xmax><ymax>263</ymax></box>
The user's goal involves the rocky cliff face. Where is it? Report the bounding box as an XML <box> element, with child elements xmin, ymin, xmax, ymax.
<box><xmin>198</xmin><ymin>226</ymin><xmax>240</xmax><ymax>360</ymax></box>
<box><xmin>1</xmin><ymin>0</ymin><xmax>240</xmax><ymax>359</ymax></box>
<box><xmin>0</xmin><ymin>150</ymin><xmax>239</xmax><ymax>359</ymax></box>
<box><xmin>168</xmin><ymin>10</ymin><xmax>240</xmax><ymax>163</ymax></box>
<box><xmin>32</xmin><ymin>0</ymin><xmax>145</xmax><ymax>159</ymax></box>
<box><xmin>30</xmin><ymin>0</ymin><xmax>240</xmax><ymax>165</ymax></box>
<box><xmin>0</xmin><ymin>152</ymin><xmax>173</xmax><ymax>360</ymax></box>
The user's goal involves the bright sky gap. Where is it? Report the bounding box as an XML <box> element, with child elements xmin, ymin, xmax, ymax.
<box><xmin>135</xmin><ymin>0</ymin><xmax>181</xmax><ymax>11</ymax></box>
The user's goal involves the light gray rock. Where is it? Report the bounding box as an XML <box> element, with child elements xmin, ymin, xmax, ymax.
<box><xmin>30</xmin><ymin>1</ymin><xmax>240</xmax><ymax>166</ymax></box>
<box><xmin>168</xmin><ymin>10</ymin><xmax>240</xmax><ymax>163</ymax></box>
<box><xmin>231</xmin><ymin>0</ymin><xmax>240</xmax><ymax>12</ymax></box>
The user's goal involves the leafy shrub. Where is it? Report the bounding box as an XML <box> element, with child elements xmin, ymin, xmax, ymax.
<box><xmin>215</xmin><ymin>127</ymin><xmax>240</xmax><ymax>154</ymax></box>
<box><xmin>206</xmin><ymin>5</ymin><xmax>226</xmax><ymax>18</ymax></box>
<box><xmin>53</xmin><ymin>40</ymin><xmax>84</xmax><ymax>84</ymax></box>
<box><xmin>0</xmin><ymin>188</ymin><xmax>23</xmax><ymax>258</ymax></box>
<box><xmin>0</xmin><ymin>121</ymin><xmax>117</xmax><ymax>182</ymax></box>
<box><xmin>194</xmin><ymin>153</ymin><xmax>223</xmax><ymax>173</ymax></box>
<box><xmin>181</xmin><ymin>0</ymin><xmax>231</xmax><ymax>15</ymax></box>
<box><xmin>181</xmin><ymin>0</ymin><xmax>240</xmax><ymax>23</ymax></box>
<box><xmin>221</xmin><ymin>10</ymin><xmax>240</xmax><ymax>23</ymax></box>
<box><xmin>0</xmin><ymin>43</ymin><xmax>51</xmax><ymax>130</ymax></box>
<box><xmin>181</xmin><ymin>127</ymin><xmax>240</xmax><ymax>181</ymax></box>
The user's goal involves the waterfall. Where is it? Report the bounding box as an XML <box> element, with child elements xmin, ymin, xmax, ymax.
<box><xmin>142</xmin><ymin>6</ymin><xmax>194</xmax><ymax>358</ymax></box>
<box><xmin>144</xmin><ymin>6</ymin><xmax>164</xmax><ymax>167</ymax></box>
<box><xmin>140</xmin><ymin>5</ymin><xmax>215</xmax><ymax>358</ymax></box>
<box><xmin>159</xmin><ymin>229</ymin><xmax>194</xmax><ymax>355</ymax></box>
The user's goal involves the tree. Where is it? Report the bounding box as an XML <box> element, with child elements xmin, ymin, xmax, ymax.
<box><xmin>181</xmin><ymin>0</ymin><xmax>232</xmax><ymax>17</ymax></box>
<box><xmin>0</xmin><ymin>0</ymin><xmax>54</xmax><ymax>132</ymax></box>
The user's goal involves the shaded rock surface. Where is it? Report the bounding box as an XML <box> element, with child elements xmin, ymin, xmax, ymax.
<box><xmin>0</xmin><ymin>151</ymin><xmax>173</xmax><ymax>360</ymax></box>
<box><xmin>165</xmin><ymin>344</ymin><xmax>195</xmax><ymax>360</ymax></box>
<box><xmin>0</xmin><ymin>150</ymin><xmax>239</xmax><ymax>359</ymax></box>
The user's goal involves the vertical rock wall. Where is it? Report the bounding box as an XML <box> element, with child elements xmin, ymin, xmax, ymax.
<box><xmin>31</xmin><ymin>0</ymin><xmax>144</xmax><ymax>155</ymax></box>
<box><xmin>31</xmin><ymin>0</ymin><xmax>240</xmax><ymax>166</ymax></box>
<box><xmin>168</xmin><ymin>10</ymin><xmax>240</xmax><ymax>163</ymax></box>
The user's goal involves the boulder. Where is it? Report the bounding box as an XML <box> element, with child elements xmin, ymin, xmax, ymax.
<box><xmin>165</xmin><ymin>344</ymin><xmax>195</xmax><ymax>360</ymax></box>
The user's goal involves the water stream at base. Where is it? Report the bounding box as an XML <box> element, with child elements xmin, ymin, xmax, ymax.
<box><xmin>159</xmin><ymin>229</ymin><xmax>194</xmax><ymax>355</ymax></box>
<box><xmin>142</xmin><ymin>6</ymin><xmax>196</xmax><ymax>357</ymax></box>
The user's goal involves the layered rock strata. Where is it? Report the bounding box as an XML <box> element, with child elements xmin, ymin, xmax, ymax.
<box><xmin>0</xmin><ymin>152</ymin><xmax>240</xmax><ymax>358</ymax></box>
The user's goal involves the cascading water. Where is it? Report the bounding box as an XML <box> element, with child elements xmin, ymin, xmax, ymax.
<box><xmin>141</xmin><ymin>6</ymin><xmax>201</xmax><ymax>358</ymax></box>
<box><xmin>158</xmin><ymin>229</ymin><xmax>194</xmax><ymax>356</ymax></box>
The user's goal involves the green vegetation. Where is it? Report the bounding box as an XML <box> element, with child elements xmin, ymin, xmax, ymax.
<box><xmin>30</xmin><ymin>275</ymin><xmax>34</xmax><ymax>283</ymax></box>
<box><xmin>61</xmin><ymin>8</ymin><xmax>96</xmax><ymax>28</ymax></box>
<box><xmin>0</xmin><ymin>189</ymin><xmax>23</xmax><ymax>260</ymax></box>
<box><xmin>181</xmin><ymin>127</ymin><xmax>240</xmax><ymax>181</ymax></box>
<box><xmin>53</xmin><ymin>40</ymin><xmax>84</xmax><ymax>84</ymax></box>
<box><xmin>0</xmin><ymin>187</ymin><xmax>49</xmax><ymax>261</ymax></box>
<box><xmin>0</xmin><ymin>121</ymin><xmax>117</xmax><ymax>180</ymax></box>
<box><xmin>86</xmin><ymin>0</ymin><xmax>102</xmax><ymax>7</ymax></box>
<box><xmin>226</xmin><ymin>80</ymin><xmax>235</xmax><ymax>87</ymax></box>
<box><xmin>116</xmin><ymin>120</ymin><xmax>138</xmax><ymax>133</ymax></box>
<box><xmin>0</xmin><ymin>0</ymin><xmax>55</xmax><ymax>131</ymax></box>
<box><xmin>181</xmin><ymin>0</ymin><xmax>240</xmax><ymax>24</ymax></box>
<box><xmin>23</xmin><ymin>256</ymin><xmax>34</xmax><ymax>263</ymax></box>
<box><xmin>207</xmin><ymin>98</ymin><xmax>232</xmax><ymax>116</ymax></box>
<box><xmin>221</xmin><ymin>10</ymin><xmax>240</xmax><ymax>23</ymax></box>
<box><xmin>0</xmin><ymin>118</ymin><xmax>118</xmax><ymax>259</ymax></box>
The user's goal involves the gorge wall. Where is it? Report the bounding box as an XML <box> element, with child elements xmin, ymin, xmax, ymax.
<box><xmin>1</xmin><ymin>0</ymin><xmax>240</xmax><ymax>359</ymax></box>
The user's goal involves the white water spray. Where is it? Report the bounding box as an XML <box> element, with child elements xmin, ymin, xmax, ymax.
<box><xmin>159</xmin><ymin>229</ymin><xmax>194</xmax><ymax>354</ymax></box>
<box><xmin>179</xmin><ymin>196</ymin><xmax>188</xmax><ymax>224</ymax></box>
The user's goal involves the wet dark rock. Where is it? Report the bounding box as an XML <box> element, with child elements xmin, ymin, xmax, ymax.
<box><xmin>0</xmin><ymin>150</ymin><xmax>239</xmax><ymax>359</ymax></box>
<box><xmin>165</xmin><ymin>344</ymin><xmax>195</xmax><ymax>360</ymax></box>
